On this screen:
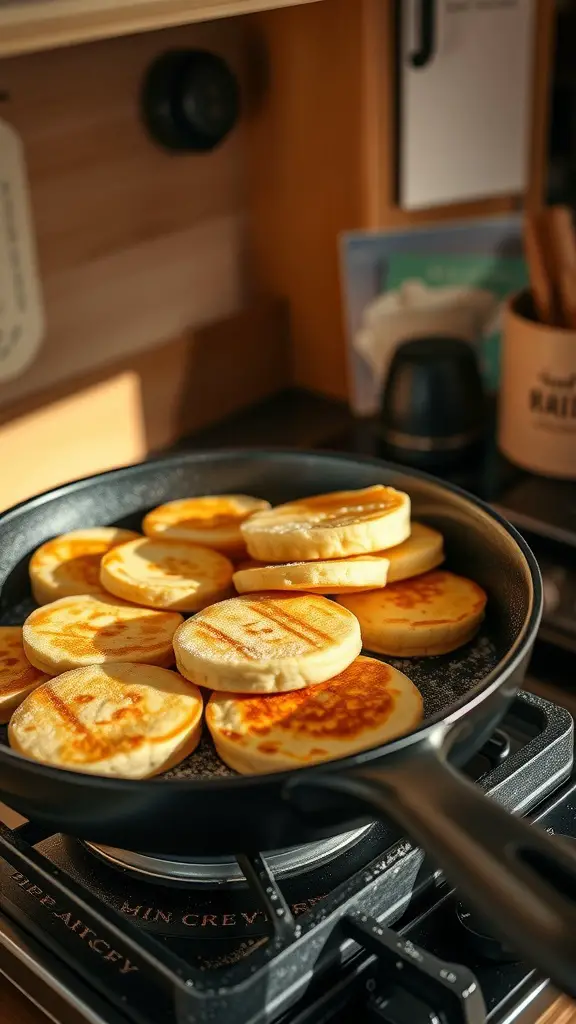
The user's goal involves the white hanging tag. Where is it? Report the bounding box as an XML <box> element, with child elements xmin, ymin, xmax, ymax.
<box><xmin>0</xmin><ymin>118</ymin><xmax>44</xmax><ymax>381</ymax></box>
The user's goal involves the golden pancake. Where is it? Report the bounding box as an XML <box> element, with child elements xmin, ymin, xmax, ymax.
<box><xmin>241</xmin><ymin>486</ymin><xmax>410</xmax><ymax>562</ymax></box>
<box><xmin>337</xmin><ymin>570</ymin><xmax>487</xmax><ymax>656</ymax></box>
<box><xmin>206</xmin><ymin>655</ymin><xmax>423</xmax><ymax>774</ymax></box>
<box><xmin>100</xmin><ymin>538</ymin><xmax>234</xmax><ymax>612</ymax></box>
<box><xmin>381</xmin><ymin>522</ymin><xmax>445</xmax><ymax>583</ymax></box>
<box><xmin>9</xmin><ymin>663</ymin><xmax>203</xmax><ymax>779</ymax></box>
<box><xmin>174</xmin><ymin>591</ymin><xmax>362</xmax><ymax>693</ymax></box>
<box><xmin>232</xmin><ymin>555</ymin><xmax>389</xmax><ymax>595</ymax></box>
<box><xmin>29</xmin><ymin>528</ymin><xmax>141</xmax><ymax>605</ymax></box>
<box><xmin>142</xmin><ymin>495</ymin><xmax>271</xmax><ymax>556</ymax></box>
<box><xmin>0</xmin><ymin>627</ymin><xmax>51</xmax><ymax>723</ymax></box>
<box><xmin>23</xmin><ymin>594</ymin><xmax>183</xmax><ymax>674</ymax></box>
<box><xmin>234</xmin><ymin>558</ymin><xmax>263</xmax><ymax>572</ymax></box>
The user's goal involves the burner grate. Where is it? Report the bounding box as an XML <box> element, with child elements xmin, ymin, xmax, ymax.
<box><xmin>0</xmin><ymin>692</ymin><xmax>573</xmax><ymax>1024</ymax></box>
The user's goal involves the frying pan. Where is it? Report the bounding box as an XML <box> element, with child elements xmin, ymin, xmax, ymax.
<box><xmin>2</xmin><ymin>449</ymin><xmax>576</xmax><ymax>995</ymax></box>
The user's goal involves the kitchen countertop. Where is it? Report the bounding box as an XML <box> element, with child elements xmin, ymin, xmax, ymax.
<box><xmin>165</xmin><ymin>387</ymin><xmax>354</xmax><ymax>453</ymax></box>
<box><xmin>539</xmin><ymin>1002</ymin><xmax>576</xmax><ymax>1023</ymax></box>
<box><xmin>1</xmin><ymin>981</ymin><xmax>51</xmax><ymax>1024</ymax></box>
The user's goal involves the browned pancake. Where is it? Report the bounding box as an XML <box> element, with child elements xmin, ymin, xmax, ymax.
<box><xmin>22</xmin><ymin>594</ymin><xmax>183</xmax><ymax>674</ymax></box>
<box><xmin>206</xmin><ymin>655</ymin><xmax>423</xmax><ymax>773</ymax></box>
<box><xmin>142</xmin><ymin>494</ymin><xmax>270</xmax><ymax>556</ymax></box>
<box><xmin>0</xmin><ymin>626</ymin><xmax>51</xmax><ymax>722</ymax></box>
<box><xmin>337</xmin><ymin>570</ymin><xmax>487</xmax><ymax>656</ymax></box>
<box><xmin>100</xmin><ymin>538</ymin><xmax>234</xmax><ymax>611</ymax></box>
<box><xmin>29</xmin><ymin>528</ymin><xmax>141</xmax><ymax>604</ymax></box>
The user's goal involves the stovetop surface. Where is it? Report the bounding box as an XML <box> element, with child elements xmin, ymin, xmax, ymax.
<box><xmin>1</xmin><ymin>690</ymin><xmax>573</xmax><ymax>1024</ymax></box>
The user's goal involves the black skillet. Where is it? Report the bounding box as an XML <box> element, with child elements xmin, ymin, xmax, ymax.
<box><xmin>2</xmin><ymin>450</ymin><xmax>576</xmax><ymax>994</ymax></box>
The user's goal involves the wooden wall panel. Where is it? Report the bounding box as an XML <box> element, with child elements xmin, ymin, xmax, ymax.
<box><xmin>0</xmin><ymin>371</ymin><xmax>147</xmax><ymax>511</ymax></box>
<box><xmin>0</xmin><ymin>0</ymin><xmax>555</xmax><ymax>511</ymax></box>
<box><xmin>527</xmin><ymin>0</ymin><xmax>556</xmax><ymax>208</ymax></box>
<box><xmin>0</xmin><ymin>19</ymin><xmax>249</xmax><ymax>409</ymax></box>
<box><xmin>0</xmin><ymin>298</ymin><xmax>289</xmax><ymax>509</ymax></box>
<box><xmin>246</xmin><ymin>0</ymin><xmax>365</xmax><ymax>399</ymax></box>
<box><xmin>0</xmin><ymin>20</ymin><xmax>297</xmax><ymax>508</ymax></box>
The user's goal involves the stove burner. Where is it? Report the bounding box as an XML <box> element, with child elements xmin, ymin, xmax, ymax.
<box><xmin>84</xmin><ymin>826</ymin><xmax>374</xmax><ymax>883</ymax></box>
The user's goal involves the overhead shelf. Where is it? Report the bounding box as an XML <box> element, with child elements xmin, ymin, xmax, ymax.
<box><xmin>0</xmin><ymin>0</ymin><xmax>318</xmax><ymax>57</ymax></box>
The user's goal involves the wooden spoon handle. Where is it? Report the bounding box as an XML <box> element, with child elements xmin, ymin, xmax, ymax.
<box><xmin>548</xmin><ymin>206</ymin><xmax>576</xmax><ymax>329</ymax></box>
<box><xmin>524</xmin><ymin>211</ymin><xmax>556</xmax><ymax>325</ymax></box>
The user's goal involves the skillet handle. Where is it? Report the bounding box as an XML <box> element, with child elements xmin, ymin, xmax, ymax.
<box><xmin>287</xmin><ymin>751</ymin><xmax>576</xmax><ymax>997</ymax></box>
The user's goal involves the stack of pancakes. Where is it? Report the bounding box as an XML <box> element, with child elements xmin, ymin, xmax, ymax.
<box><xmin>2</xmin><ymin>487</ymin><xmax>486</xmax><ymax>780</ymax></box>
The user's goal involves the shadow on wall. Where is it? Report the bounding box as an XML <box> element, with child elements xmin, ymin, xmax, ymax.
<box><xmin>0</xmin><ymin>299</ymin><xmax>291</xmax><ymax>513</ymax></box>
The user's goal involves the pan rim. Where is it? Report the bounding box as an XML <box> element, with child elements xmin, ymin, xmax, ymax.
<box><xmin>0</xmin><ymin>447</ymin><xmax>542</xmax><ymax>791</ymax></box>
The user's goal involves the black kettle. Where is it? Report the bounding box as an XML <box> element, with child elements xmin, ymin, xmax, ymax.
<box><xmin>379</xmin><ymin>336</ymin><xmax>486</xmax><ymax>469</ymax></box>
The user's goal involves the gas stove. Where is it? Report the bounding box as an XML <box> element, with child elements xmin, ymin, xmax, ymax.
<box><xmin>1</xmin><ymin>689</ymin><xmax>574</xmax><ymax>1024</ymax></box>
<box><xmin>3</xmin><ymin>416</ymin><xmax>576</xmax><ymax>1024</ymax></box>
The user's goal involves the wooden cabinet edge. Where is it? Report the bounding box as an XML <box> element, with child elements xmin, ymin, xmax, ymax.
<box><xmin>0</xmin><ymin>0</ymin><xmax>321</xmax><ymax>58</ymax></box>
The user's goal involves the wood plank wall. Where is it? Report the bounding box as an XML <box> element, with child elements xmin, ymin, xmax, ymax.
<box><xmin>0</xmin><ymin>19</ymin><xmax>248</xmax><ymax>409</ymax></box>
<box><xmin>0</xmin><ymin>19</ymin><xmax>290</xmax><ymax>509</ymax></box>
<box><xmin>0</xmin><ymin>0</ymin><xmax>555</xmax><ymax>508</ymax></box>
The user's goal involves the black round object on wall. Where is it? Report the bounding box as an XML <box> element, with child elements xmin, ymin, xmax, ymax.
<box><xmin>141</xmin><ymin>50</ymin><xmax>240</xmax><ymax>152</ymax></box>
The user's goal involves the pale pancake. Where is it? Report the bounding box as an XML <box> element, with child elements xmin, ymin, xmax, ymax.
<box><xmin>29</xmin><ymin>528</ymin><xmax>141</xmax><ymax>605</ymax></box>
<box><xmin>9</xmin><ymin>663</ymin><xmax>203</xmax><ymax>779</ymax></box>
<box><xmin>23</xmin><ymin>594</ymin><xmax>183</xmax><ymax>674</ymax></box>
<box><xmin>234</xmin><ymin>558</ymin><xmax>262</xmax><ymax>572</ymax></box>
<box><xmin>206</xmin><ymin>655</ymin><xmax>423</xmax><ymax>774</ymax></box>
<box><xmin>0</xmin><ymin>627</ymin><xmax>51</xmax><ymax>723</ymax></box>
<box><xmin>240</xmin><ymin>486</ymin><xmax>410</xmax><ymax>562</ymax></box>
<box><xmin>173</xmin><ymin>591</ymin><xmax>362</xmax><ymax>693</ymax></box>
<box><xmin>383</xmin><ymin>522</ymin><xmax>444</xmax><ymax>583</ymax></box>
<box><xmin>233</xmin><ymin>555</ymin><xmax>389</xmax><ymax>595</ymax></box>
<box><xmin>337</xmin><ymin>570</ymin><xmax>487</xmax><ymax>656</ymax></box>
<box><xmin>100</xmin><ymin>538</ymin><xmax>234</xmax><ymax>612</ymax></box>
<box><xmin>142</xmin><ymin>495</ymin><xmax>270</xmax><ymax>556</ymax></box>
